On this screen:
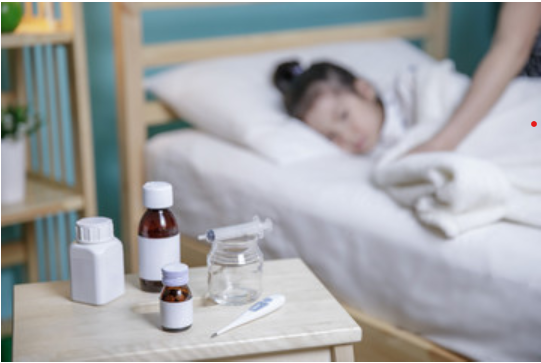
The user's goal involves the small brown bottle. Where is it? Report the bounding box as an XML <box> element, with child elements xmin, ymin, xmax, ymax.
<box><xmin>160</xmin><ymin>262</ymin><xmax>193</xmax><ymax>332</ymax></box>
<box><xmin>138</xmin><ymin>182</ymin><xmax>180</xmax><ymax>293</ymax></box>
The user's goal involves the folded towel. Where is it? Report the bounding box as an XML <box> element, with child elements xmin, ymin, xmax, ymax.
<box><xmin>373</xmin><ymin>61</ymin><xmax>541</xmax><ymax>237</ymax></box>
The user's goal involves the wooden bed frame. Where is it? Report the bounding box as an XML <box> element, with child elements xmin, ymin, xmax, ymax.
<box><xmin>113</xmin><ymin>3</ymin><xmax>466</xmax><ymax>361</ymax></box>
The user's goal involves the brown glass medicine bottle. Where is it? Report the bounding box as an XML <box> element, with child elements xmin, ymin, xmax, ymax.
<box><xmin>160</xmin><ymin>262</ymin><xmax>193</xmax><ymax>332</ymax></box>
<box><xmin>138</xmin><ymin>182</ymin><xmax>180</xmax><ymax>293</ymax></box>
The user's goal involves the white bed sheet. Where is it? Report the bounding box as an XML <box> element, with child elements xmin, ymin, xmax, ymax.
<box><xmin>147</xmin><ymin>129</ymin><xmax>541</xmax><ymax>361</ymax></box>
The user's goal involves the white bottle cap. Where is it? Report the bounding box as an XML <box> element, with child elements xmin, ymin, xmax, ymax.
<box><xmin>143</xmin><ymin>181</ymin><xmax>173</xmax><ymax>209</ymax></box>
<box><xmin>162</xmin><ymin>262</ymin><xmax>189</xmax><ymax>287</ymax></box>
<box><xmin>76</xmin><ymin>217</ymin><xmax>114</xmax><ymax>244</ymax></box>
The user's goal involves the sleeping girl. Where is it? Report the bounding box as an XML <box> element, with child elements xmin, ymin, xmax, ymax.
<box><xmin>273</xmin><ymin>5</ymin><xmax>541</xmax><ymax>156</ymax></box>
<box><xmin>273</xmin><ymin>61</ymin><xmax>411</xmax><ymax>155</ymax></box>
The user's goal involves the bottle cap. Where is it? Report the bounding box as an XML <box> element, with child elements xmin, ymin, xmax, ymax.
<box><xmin>76</xmin><ymin>217</ymin><xmax>114</xmax><ymax>244</ymax></box>
<box><xmin>143</xmin><ymin>181</ymin><xmax>173</xmax><ymax>209</ymax></box>
<box><xmin>162</xmin><ymin>262</ymin><xmax>189</xmax><ymax>287</ymax></box>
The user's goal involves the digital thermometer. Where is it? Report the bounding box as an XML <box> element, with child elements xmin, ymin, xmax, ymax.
<box><xmin>211</xmin><ymin>294</ymin><xmax>286</xmax><ymax>338</ymax></box>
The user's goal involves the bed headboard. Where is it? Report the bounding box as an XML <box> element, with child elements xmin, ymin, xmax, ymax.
<box><xmin>112</xmin><ymin>2</ymin><xmax>449</xmax><ymax>272</ymax></box>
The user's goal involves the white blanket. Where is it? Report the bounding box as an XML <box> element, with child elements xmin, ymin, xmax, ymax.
<box><xmin>374</xmin><ymin>61</ymin><xmax>541</xmax><ymax>237</ymax></box>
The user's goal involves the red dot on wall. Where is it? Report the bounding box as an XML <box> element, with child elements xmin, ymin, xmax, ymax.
<box><xmin>532</xmin><ymin>121</ymin><xmax>537</xmax><ymax>127</ymax></box>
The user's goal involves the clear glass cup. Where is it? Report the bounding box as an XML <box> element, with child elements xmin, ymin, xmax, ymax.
<box><xmin>207</xmin><ymin>236</ymin><xmax>263</xmax><ymax>305</ymax></box>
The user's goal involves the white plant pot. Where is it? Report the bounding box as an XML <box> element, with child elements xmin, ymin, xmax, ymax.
<box><xmin>1</xmin><ymin>137</ymin><xmax>27</xmax><ymax>205</ymax></box>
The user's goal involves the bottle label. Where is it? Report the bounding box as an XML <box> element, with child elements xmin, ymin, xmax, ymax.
<box><xmin>138</xmin><ymin>234</ymin><xmax>180</xmax><ymax>281</ymax></box>
<box><xmin>160</xmin><ymin>299</ymin><xmax>193</xmax><ymax>329</ymax></box>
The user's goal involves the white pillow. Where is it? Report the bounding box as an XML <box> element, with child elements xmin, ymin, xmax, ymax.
<box><xmin>144</xmin><ymin>39</ymin><xmax>434</xmax><ymax>165</ymax></box>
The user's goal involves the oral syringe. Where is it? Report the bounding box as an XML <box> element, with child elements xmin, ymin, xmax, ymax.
<box><xmin>198</xmin><ymin>216</ymin><xmax>273</xmax><ymax>243</ymax></box>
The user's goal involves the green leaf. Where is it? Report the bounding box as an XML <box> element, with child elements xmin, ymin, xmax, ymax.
<box><xmin>1</xmin><ymin>105</ymin><xmax>40</xmax><ymax>140</ymax></box>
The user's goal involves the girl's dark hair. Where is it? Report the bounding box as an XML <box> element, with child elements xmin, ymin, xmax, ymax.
<box><xmin>273</xmin><ymin>60</ymin><xmax>357</xmax><ymax>118</ymax></box>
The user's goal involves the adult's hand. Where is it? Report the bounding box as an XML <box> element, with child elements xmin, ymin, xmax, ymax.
<box><xmin>410</xmin><ymin>3</ymin><xmax>541</xmax><ymax>155</ymax></box>
<box><xmin>407</xmin><ymin>134</ymin><xmax>454</xmax><ymax>154</ymax></box>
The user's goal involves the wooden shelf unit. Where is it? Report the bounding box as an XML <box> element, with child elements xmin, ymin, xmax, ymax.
<box><xmin>1</xmin><ymin>3</ymin><xmax>74</xmax><ymax>49</ymax></box>
<box><xmin>1</xmin><ymin>241</ymin><xmax>26</xmax><ymax>268</ymax></box>
<box><xmin>1</xmin><ymin>177</ymin><xmax>84</xmax><ymax>227</ymax></box>
<box><xmin>1</xmin><ymin>30</ymin><xmax>73</xmax><ymax>49</ymax></box>
<box><xmin>2</xmin><ymin>2</ymin><xmax>96</xmax><ymax>287</ymax></box>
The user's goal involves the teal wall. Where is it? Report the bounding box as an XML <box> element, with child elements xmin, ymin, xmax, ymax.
<box><xmin>2</xmin><ymin>2</ymin><xmax>498</xmax><ymax>331</ymax></box>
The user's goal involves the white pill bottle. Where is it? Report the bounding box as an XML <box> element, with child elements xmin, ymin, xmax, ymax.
<box><xmin>69</xmin><ymin>217</ymin><xmax>125</xmax><ymax>305</ymax></box>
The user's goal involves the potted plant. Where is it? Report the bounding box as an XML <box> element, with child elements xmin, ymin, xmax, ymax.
<box><xmin>1</xmin><ymin>105</ymin><xmax>40</xmax><ymax>205</ymax></box>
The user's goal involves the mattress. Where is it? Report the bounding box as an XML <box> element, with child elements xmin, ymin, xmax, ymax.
<box><xmin>146</xmin><ymin>129</ymin><xmax>541</xmax><ymax>361</ymax></box>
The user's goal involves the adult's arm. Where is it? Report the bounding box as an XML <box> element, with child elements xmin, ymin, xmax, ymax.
<box><xmin>410</xmin><ymin>3</ymin><xmax>541</xmax><ymax>153</ymax></box>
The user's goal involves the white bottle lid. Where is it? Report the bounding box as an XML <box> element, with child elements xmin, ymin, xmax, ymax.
<box><xmin>143</xmin><ymin>181</ymin><xmax>173</xmax><ymax>209</ymax></box>
<box><xmin>162</xmin><ymin>262</ymin><xmax>189</xmax><ymax>287</ymax></box>
<box><xmin>76</xmin><ymin>217</ymin><xmax>114</xmax><ymax>244</ymax></box>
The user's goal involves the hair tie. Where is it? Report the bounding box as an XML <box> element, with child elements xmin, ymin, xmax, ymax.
<box><xmin>291</xmin><ymin>64</ymin><xmax>304</xmax><ymax>77</ymax></box>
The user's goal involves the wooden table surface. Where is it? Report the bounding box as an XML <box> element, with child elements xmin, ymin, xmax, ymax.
<box><xmin>13</xmin><ymin>258</ymin><xmax>361</xmax><ymax>361</ymax></box>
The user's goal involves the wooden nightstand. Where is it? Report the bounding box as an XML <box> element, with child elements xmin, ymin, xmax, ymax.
<box><xmin>13</xmin><ymin>258</ymin><xmax>361</xmax><ymax>361</ymax></box>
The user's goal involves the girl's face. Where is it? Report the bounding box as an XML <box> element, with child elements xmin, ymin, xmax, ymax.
<box><xmin>303</xmin><ymin>79</ymin><xmax>384</xmax><ymax>154</ymax></box>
